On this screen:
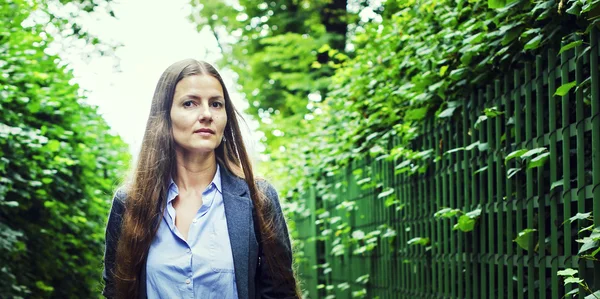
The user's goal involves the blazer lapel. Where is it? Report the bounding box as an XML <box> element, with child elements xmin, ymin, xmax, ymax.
<box><xmin>221</xmin><ymin>165</ymin><xmax>251</xmax><ymax>299</ymax></box>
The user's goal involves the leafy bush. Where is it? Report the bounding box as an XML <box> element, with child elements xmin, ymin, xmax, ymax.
<box><xmin>0</xmin><ymin>0</ymin><xmax>128</xmax><ymax>297</ymax></box>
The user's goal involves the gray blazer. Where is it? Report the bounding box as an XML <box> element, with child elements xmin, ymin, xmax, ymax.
<box><xmin>102</xmin><ymin>165</ymin><xmax>296</xmax><ymax>299</ymax></box>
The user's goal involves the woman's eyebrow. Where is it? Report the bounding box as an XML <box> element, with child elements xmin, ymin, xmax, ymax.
<box><xmin>179</xmin><ymin>94</ymin><xmax>223</xmax><ymax>101</ymax></box>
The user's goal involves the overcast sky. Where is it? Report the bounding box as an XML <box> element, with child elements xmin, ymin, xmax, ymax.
<box><xmin>61</xmin><ymin>0</ymin><xmax>262</xmax><ymax>162</ymax></box>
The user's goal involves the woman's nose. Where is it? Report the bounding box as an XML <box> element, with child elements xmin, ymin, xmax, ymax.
<box><xmin>198</xmin><ymin>103</ymin><xmax>212</xmax><ymax>122</ymax></box>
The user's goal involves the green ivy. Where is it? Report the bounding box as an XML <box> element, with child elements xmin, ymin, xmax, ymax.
<box><xmin>0</xmin><ymin>0</ymin><xmax>127</xmax><ymax>297</ymax></box>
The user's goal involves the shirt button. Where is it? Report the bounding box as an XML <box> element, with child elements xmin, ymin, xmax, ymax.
<box><xmin>186</xmin><ymin>248</ymin><xmax>191</xmax><ymax>254</ymax></box>
<box><xmin>185</xmin><ymin>278</ymin><xmax>191</xmax><ymax>284</ymax></box>
<box><xmin>192</xmin><ymin>219</ymin><xmax>197</xmax><ymax>223</ymax></box>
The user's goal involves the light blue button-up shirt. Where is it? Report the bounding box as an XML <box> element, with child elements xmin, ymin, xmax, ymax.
<box><xmin>146</xmin><ymin>165</ymin><xmax>238</xmax><ymax>299</ymax></box>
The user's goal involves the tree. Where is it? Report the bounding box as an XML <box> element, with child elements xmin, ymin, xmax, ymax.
<box><xmin>191</xmin><ymin>0</ymin><xmax>348</xmax><ymax>118</ymax></box>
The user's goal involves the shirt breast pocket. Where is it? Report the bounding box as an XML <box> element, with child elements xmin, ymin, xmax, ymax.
<box><xmin>210</xmin><ymin>222</ymin><xmax>236</xmax><ymax>273</ymax></box>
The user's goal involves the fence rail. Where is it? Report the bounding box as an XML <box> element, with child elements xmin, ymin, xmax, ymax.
<box><xmin>294</xmin><ymin>30</ymin><xmax>600</xmax><ymax>299</ymax></box>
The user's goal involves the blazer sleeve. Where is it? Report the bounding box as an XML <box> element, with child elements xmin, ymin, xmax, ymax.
<box><xmin>256</xmin><ymin>181</ymin><xmax>298</xmax><ymax>299</ymax></box>
<box><xmin>102</xmin><ymin>189</ymin><xmax>126</xmax><ymax>299</ymax></box>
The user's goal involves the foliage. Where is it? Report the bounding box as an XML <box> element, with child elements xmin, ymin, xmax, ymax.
<box><xmin>505</xmin><ymin>147</ymin><xmax>550</xmax><ymax>178</ymax></box>
<box><xmin>407</xmin><ymin>237</ymin><xmax>430</xmax><ymax>246</ymax></box>
<box><xmin>558</xmin><ymin>268</ymin><xmax>599</xmax><ymax>298</ymax></box>
<box><xmin>514</xmin><ymin>228</ymin><xmax>537</xmax><ymax>250</ymax></box>
<box><xmin>0</xmin><ymin>0</ymin><xmax>127</xmax><ymax>297</ymax></box>
<box><xmin>434</xmin><ymin>206</ymin><xmax>482</xmax><ymax>232</ymax></box>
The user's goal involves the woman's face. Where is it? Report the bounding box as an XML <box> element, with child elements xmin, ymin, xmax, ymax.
<box><xmin>170</xmin><ymin>74</ymin><xmax>227</xmax><ymax>155</ymax></box>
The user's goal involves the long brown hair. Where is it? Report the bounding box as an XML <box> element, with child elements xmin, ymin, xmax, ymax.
<box><xmin>113</xmin><ymin>59</ymin><xmax>299</xmax><ymax>298</ymax></box>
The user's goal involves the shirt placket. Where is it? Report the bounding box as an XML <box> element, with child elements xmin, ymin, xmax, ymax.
<box><xmin>185</xmin><ymin>183</ymin><xmax>216</xmax><ymax>299</ymax></box>
<box><xmin>184</xmin><ymin>239</ymin><xmax>194</xmax><ymax>298</ymax></box>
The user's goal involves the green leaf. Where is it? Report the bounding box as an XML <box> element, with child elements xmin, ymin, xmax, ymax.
<box><xmin>524</xmin><ymin>35</ymin><xmax>543</xmax><ymax>50</ymax></box>
<box><xmin>582</xmin><ymin>0</ymin><xmax>600</xmax><ymax>13</ymax></box>
<box><xmin>329</xmin><ymin>216</ymin><xmax>341</xmax><ymax>224</ymax></box>
<box><xmin>566</xmin><ymin>1</ymin><xmax>582</xmax><ymax>15</ymax></box>
<box><xmin>564</xmin><ymin>277</ymin><xmax>583</xmax><ymax>285</ymax></box>
<box><xmin>565</xmin><ymin>288</ymin><xmax>579</xmax><ymax>298</ymax></box>
<box><xmin>365</xmin><ymin>132</ymin><xmax>379</xmax><ymax>142</ymax></box>
<box><xmin>454</xmin><ymin>215</ymin><xmax>476</xmax><ymax>232</ymax></box>
<box><xmin>488</xmin><ymin>0</ymin><xmax>507</xmax><ymax>9</ymax></box>
<box><xmin>377</xmin><ymin>188</ymin><xmax>394</xmax><ymax>199</ymax></box>
<box><xmin>576</xmin><ymin>77</ymin><xmax>591</xmax><ymax>93</ymax></box>
<box><xmin>520</xmin><ymin>28</ymin><xmax>541</xmax><ymax>40</ymax></box>
<box><xmin>478</xmin><ymin>142</ymin><xmax>489</xmax><ymax>152</ymax></box>
<box><xmin>569</xmin><ymin>212</ymin><xmax>592</xmax><ymax>223</ymax></box>
<box><xmin>474</xmin><ymin>166</ymin><xmax>488</xmax><ymax>175</ymax></box>
<box><xmin>501</xmin><ymin>25</ymin><xmax>523</xmax><ymax>46</ymax></box>
<box><xmin>405</xmin><ymin>107</ymin><xmax>429</xmax><ymax>121</ymax></box>
<box><xmin>352</xmin><ymin>288</ymin><xmax>367</xmax><ymax>298</ymax></box>
<box><xmin>507</xmin><ymin>116</ymin><xmax>515</xmax><ymax>126</ymax></box>
<box><xmin>579</xmin><ymin>224</ymin><xmax>595</xmax><ymax>234</ymax></box>
<box><xmin>3</xmin><ymin>201</ymin><xmax>19</xmax><ymax>207</ymax></box>
<box><xmin>331</xmin><ymin>244</ymin><xmax>345</xmax><ymax>256</ymax></box>
<box><xmin>449</xmin><ymin>68</ymin><xmax>467</xmax><ymax>80</ymax></box>
<box><xmin>527</xmin><ymin>152</ymin><xmax>550</xmax><ymax>169</ymax></box>
<box><xmin>46</xmin><ymin>140</ymin><xmax>61</xmax><ymax>152</ymax></box>
<box><xmin>384</xmin><ymin>196</ymin><xmax>398</xmax><ymax>207</ymax></box>
<box><xmin>514</xmin><ymin>228</ymin><xmax>537</xmax><ymax>250</ymax></box>
<box><xmin>507</xmin><ymin>167</ymin><xmax>521</xmax><ymax>179</ymax></box>
<box><xmin>444</xmin><ymin>147</ymin><xmax>465</xmax><ymax>155</ymax></box>
<box><xmin>550</xmin><ymin>179</ymin><xmax>563</xmax><ymax>191</ymax></box>
<box><xmin>505</xmin><ymin>149</ymin><xmax>528</xmax><ymax>164</ymax></box>
<box><xmin>434</xmin><ymin>207</ymin><xmax>461</xmax><ymax>219</ymax></box>
<box><xmin>532</xmin><ymin>0</ymin><xmax>553</xmax><ymax>13</ymax></box>
<box><xmin>382</xmin><ymin>228</ymin><xmax>397</xmax><ymax>238</ymax></box>
<box><xmin>355</xmin><ymin>274</ymin><xmax>369</xmax><ymax>284</ymax></box>
<box><xmin>438</xmin><ymin>106</ymin><xmax>457</xmax><ymax>118</ymax></box>
<box><xmin>585</xmin><ymin>291</ymin><xmax>600</xmax><ymax>299</ymax></box>
<box><xmin>407</xmin><ymin>237</ymin><xmax>430</xmax><ymax>246</ymax></box>
<box><xmin>356</xmin><ymin>177</ymin><xmax>371</xmax><ymax>185</ymax></box>
<box><xmin>578</xmin><ymin>239</ymin><xmax>598</xmax><ymax>254</ymax></box>
<box><xmin>465</xmin><ymin>141</ymin><xmax>481</xmax><ymax>151</ymax></box>
<box><xmin>520</xmin><ymin>147</ymin><xmax>547</xmax><ymax>159</ymax></box>
<box><xmin>554</xmin><ymin>81</ymin><xmax>577</xmax><ymax>96</ymax></box>
<box><xmin>395</xmin><ymin>160</ymin><xmax>412</xmax><ymax>174</ymax></box>
<box><xmin>483</xmin><ymin>107</ymin><xmax>504</xmax><ymax>117</ymax></box>
<box><xmin>351</xmin><ymin>230</ymin><xmax>365</xmax><ymax>240</ymax></box>
<box><xmin>559</xmin><ymin>40</ymin><xmax>583</xmax><ymax>55</ymax></box>
<box><xmin>35</xmin><ymin>280</ymin><xmax>54</xmax><ymax>292</ymax></box>
<box><xmin>557</xmin><ymin>268</ymin><xmax>578</xmax><ymax>276</ymax></box>
<box><xmin>439</xmin><ymin>65</ymin><xmax>449</xmax><ymax>76</ymax></box>
<box><xmin>416</xmin><ymin>149</ymin><xmax>434</xmax><ymax>159</ymax></box>
<box><xmin>466</xmin><ymin>208</ymin><xmax>482</xmax><ymax>218</ymax></box>
<box><xmin>474</xmin><ymin>115</ymin><xmax>488</xmax><ymax>128</ymax></box>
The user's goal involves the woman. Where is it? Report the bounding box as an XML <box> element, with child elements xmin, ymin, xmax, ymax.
<box><xmin>102</xmin><ymin>59</ymin><xmax>300</xmax><ymax>299</ymax></box>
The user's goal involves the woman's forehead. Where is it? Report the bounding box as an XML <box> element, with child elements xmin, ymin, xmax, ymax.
<box><xmin>174</xmin><ymin>75</ymin><xmax>224</xmax><ymax>98</ymax></box>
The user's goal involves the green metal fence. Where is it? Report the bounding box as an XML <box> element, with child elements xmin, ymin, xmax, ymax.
<box><xmin>294</xmin><ymin>30</ymin><xmax>600</xmax><ymax>299</ymax></box>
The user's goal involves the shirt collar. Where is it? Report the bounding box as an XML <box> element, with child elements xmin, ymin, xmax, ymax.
<box><xmin>167</xmin><ymin>165</ymin><xmax>222</xmax><ymax>204</ymax></box>
<box><xmin>212</xmin><ymin>164</ymin><xmax>222</xmax><ymax>194</ymax></box>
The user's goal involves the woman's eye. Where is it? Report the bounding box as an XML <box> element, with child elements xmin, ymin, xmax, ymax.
<box><xmin>183</xmin><ymin>100</ymin><xmax>195</xmax><ymax>107</ymax></box>
<box><xmin>211</xmin><ymin>102</ymin><xmax>223</xmax><ymax>108</ymax></box>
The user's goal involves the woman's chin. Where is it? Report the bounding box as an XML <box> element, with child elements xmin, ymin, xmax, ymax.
<box><xmin>177</xmin><ymin>144</ymin><xmax>218</xmax><ymax>155</ymax></box>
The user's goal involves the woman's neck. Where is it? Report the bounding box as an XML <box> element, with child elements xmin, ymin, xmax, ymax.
<box><xmin>173</xmin><ymin>150</ymin><xmax>217</xmax><ymax>193</ymax></box>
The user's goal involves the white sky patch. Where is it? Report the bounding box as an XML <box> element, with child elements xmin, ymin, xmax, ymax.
<box><xmin>58</xmin><ymin>0</ymin><xmax>263</xmax><ymax>162</ymax></box>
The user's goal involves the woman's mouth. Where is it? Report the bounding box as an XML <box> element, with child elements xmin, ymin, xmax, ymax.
<box><xmin>194</xmin><ymin>128</ymin><xmax>215</xmax><ymax>136</ymax></box>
